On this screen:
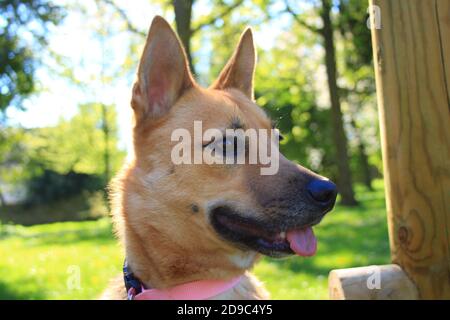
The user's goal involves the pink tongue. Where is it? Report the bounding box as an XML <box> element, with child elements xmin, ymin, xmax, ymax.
<box><xmin>286</xmin><ymin>227</ymin><xmax>317</xmax><ymax>257</ymax></box>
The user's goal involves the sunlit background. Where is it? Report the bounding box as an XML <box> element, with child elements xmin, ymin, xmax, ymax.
<box><xmin>0</xmin><ymin>0</ymin><xmax>389</xmax><ymax>299</ymax></box>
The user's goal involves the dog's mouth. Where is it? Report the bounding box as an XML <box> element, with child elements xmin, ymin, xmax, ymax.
<box><xmin>210</xmin><ymin>206</ymin><xmax>320</xmax><ymax>258</ymax></box>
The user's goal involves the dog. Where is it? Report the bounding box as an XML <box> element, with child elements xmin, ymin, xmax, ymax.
<box><xmin>102</xmin><ymin>16</ymin><xmax>337</xmax><ymax>300</ymax></box>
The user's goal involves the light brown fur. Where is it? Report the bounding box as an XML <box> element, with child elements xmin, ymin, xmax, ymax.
<box><xmin>102</xmin><ymin>16</ymin><xmax>333</xmax><ymax>300</ymax></box>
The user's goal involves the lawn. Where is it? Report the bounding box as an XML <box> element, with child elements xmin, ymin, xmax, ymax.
<box><xmin>0</xmin><ymin>180</ymin><xmax>390</xmax><ymax>299</ymax></box>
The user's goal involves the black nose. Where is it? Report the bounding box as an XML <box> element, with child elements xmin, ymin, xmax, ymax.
<box><xmin>306</xmin><ymin>179</ymin><xmax>337</xmax><ymax>207</ymax></box>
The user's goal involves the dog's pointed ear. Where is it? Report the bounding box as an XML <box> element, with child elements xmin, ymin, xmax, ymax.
<box><xmin>211</xmin><ymin>28</ymin><xmax>256</xmax><ymax>100</ymax></box>
<box><xmin>132</xmin><ymin>16</ymin><xmax>195</xmax><ymax>121</ymax></box>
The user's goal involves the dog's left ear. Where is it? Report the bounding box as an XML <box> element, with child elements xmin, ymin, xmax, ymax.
<box><xmin>211</xmin><ymin>28</ymin><xmax>256</xmax><ymax>100</ymax></box>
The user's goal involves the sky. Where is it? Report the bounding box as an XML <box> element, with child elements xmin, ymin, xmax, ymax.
<box><xmin>5</xmin><ymin>0</ymin><xmax>299</xmax><ymax>151</ymax></box>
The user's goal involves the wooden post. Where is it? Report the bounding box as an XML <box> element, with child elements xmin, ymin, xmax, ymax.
<box><xmin>369</xmin><ymin>0</ymin><xmax>450</xmax><ymax>299</ymax></box>
<box><xmin>329</xmin><ymin>265</ymin><xmax>418</xmax><ymax>300</ymax></box>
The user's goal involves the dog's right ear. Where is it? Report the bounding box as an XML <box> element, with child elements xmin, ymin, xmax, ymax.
<box><xmin>131</xmin><ymin>16</ymin><xmax>195</xmax><ymax>122</ymax></box>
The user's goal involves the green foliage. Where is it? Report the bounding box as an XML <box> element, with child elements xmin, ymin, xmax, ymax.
<box><xmin>0</xmin><ymin>181</ymin><xmax>389</xmax><ymax>299</ymax></box>
<box><xmin>23</xmin><ymin>103</ymin><xmax>125</xmax><ymax>177</ymax></box>
<box><xmin>25</xmin><ymin>170</ymin><xmax>104</xmax><ymax>205</ymax></box>
<box><xmin>338</xmin><ymin>0</ymin><xmax>373</xmax><ymax>69</ymax></box>
<box><xmin>336</xmin><ymin>0</ymin><xmax>381</xmax><ymax>184</ymax></box>
<box><xmin>254</xmin><ymin>23</ymin><xmax>338</xmax><ymax>178</ymax></box>
<box><xmin>0</xmin><ymin>103</ymin><xmax>125</xmax><ymax>206</ymax></box>
<box><xmin>0</xmin><ymin>127</ymin><xmax>27</xmax><ymax>184</ymax></box>
<box><xmin>0</xmin><ymin>0</ymin><xmax>64</xmax><ymax>118</ymax></box>
<box><xmin>1</xmin><ymin>191</ymin><xmax>109</xmax><ymax>225</ymax></box>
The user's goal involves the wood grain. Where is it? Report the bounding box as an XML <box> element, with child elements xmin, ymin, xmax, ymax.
<box><xmin>370</xmin><ymin>0</ymin><xmax>450</xmax><ymax>299</ymax></box>
<box><xmin>437</xmin><ymin>0</ymin><xmax>450</xmax><ymax>100</ymax></box>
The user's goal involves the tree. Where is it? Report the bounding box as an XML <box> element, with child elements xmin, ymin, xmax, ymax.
<box><xmin>172</xmin><ymin>0</ymin><xmax>195</xmax><ymax>72</ymax></box>
<box><xmin>320</xmin><ymin>0</ymin><xmax>357</xmax><ymax>205</ymax></box>
<box><xmin>101</xmin><ymin>0</ymin><xmax>244</xmax><ymax>75</ymax></box>
<box><xmin>0</xmin><ymin>103</ymin><xmax>125</xmax><ymax>207</ymax></box>
<box><xmin>0</xmin><ymin>0</ymin><xmax>64</xmax><ymax>120</ymax></box>
<box><xmin>0</xmin><ymin>1</ymin><xmax>64</xmax><ymax>203</ymax></box>
<box><xmin>284</xmin><ymin>0</ymin><xmax>357</xmax><ymax>205</ymax></box>
<box><xmin>337</xmin><ymin>0</ymin><xmax>378</xmax><ymax>190</ymax></box>
<box><xmin>174</xmin><ymin>0</ymin><xmax>245</xmax><ymax>74</ymax></box>
<box><xmin>0</xmin><ymin>127</ymin><xmax>26</xmax><ymax>205</ymax></box>
<box><xmin>23</xmin><ymin>103</ymin><xmax>125</xmax><ymax>178</ymax></box>
<box><xmin>250</xmin><ymin>21</ymin><xmax>341</xmax><ymax>183</ymax></box>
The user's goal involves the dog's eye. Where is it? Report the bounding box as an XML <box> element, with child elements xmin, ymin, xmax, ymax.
<box><xmin>202</xmin><ymin>136</ymin><xmax>239</xmax><ymax>160</ymax></box>
<box><xmin>202</xmin><ymin>139</ymin><xmax>215</xmax><ymax>148</ymax></box>
<box><xmin>222</xmin><ymin>136</ymin><xmax>238</xmax><ymax>157</ymax></box>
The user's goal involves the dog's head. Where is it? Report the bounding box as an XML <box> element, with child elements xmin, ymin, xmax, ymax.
<box><xmin>116</xmin><ymin>16</ymin><xmax>337</xmax><ymax>269</ymax></box>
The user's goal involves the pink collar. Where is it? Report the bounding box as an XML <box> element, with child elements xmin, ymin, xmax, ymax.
<box><xmin>128</xmin><ymin>276</ymin><xmax>243</xmax><ymax>300</ymax></box>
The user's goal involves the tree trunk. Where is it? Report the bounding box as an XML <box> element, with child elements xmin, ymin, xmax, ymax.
<box><xmin>358</xmin><ymin>141</ymin><xmax>373</xmax><ymax>190</ymax></box>
<box><xmin>349</xmin><ymin>117</ymin><xmax>373</xmax><ymax>190</ymax></box>
<box><xmin>101</xmin><ymin>103</ymin><xmax>111</xmax><ymax>212</ymax></box>
<box><xmin>321</xmin><ymin>0</ymin><xmax>357</xmax><ymax>205</ymax></box>
<box><xmin>172</xmin><ymin>0</ymin><xmax>196</xmax><ymax>74</ymax></box>
<box><xmin>358</xmin><ymin>140</ymin><xmax>373</xmax><ymax>191</ymax></box>
<box><xmin>0</xmin><ymin>188</ymin><xmax>5</xmax><ymax>207</ymax></box>
<box><xmin>101</xmin><ymin>103</ymin><xmax>110</xmax><ymax>183</ymax></box>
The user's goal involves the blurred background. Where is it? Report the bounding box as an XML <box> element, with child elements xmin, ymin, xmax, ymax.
<box><xmin>0</xmin><ymin>0</ymin><xmax>389</xmax><ymax>299</ymax></box>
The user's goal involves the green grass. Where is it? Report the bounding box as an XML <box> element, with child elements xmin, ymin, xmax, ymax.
<box><xmin>0</xmin><ymin>180</ymin><xmax>390</xmax><ymax>299</ymax></box>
